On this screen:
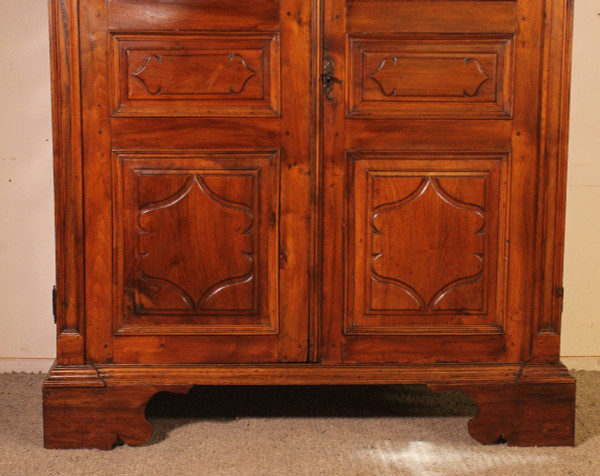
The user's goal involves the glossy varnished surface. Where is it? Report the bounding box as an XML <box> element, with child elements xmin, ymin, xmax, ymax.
<box><xmin>46</xmin><ymin>0</ymin><xmax>576</xmax><ymax>448</ymax></box>
<box><xmin>75</xmin><ymin>0</ymin><xmax>312</xmax><ymax>363</ymax></box>
<box><xmin>111</xmin><ymin>33</ymin><xmax>281</xmax><ymax>116</ymax></box>
<box><xmin>320</xmin><ymin>0</ymin><xmax>559</xmax><ymax>364</ymax></box>
<box><xmin>43</xmin><ymin>362</ymin><xmax>575</xmax><ymax>448</ymax></box>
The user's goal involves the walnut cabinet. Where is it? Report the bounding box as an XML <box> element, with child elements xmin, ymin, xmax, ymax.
<box><xmin>44</xmin><ymin>0</ymin><xmax>577</xmax><ymax>448</ymax></box>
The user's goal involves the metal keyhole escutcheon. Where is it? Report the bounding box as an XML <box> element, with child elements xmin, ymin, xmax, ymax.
<box><xmin>322</xmin><ymin>55</ymin><xmax>342</xmax><ymax>101</ymax></box>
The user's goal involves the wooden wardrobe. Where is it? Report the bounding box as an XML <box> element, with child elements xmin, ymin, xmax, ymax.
<box><xmin>44</xmin><ymin>0</ymin><xmax>577</xmax><ymax>448</ymax></box>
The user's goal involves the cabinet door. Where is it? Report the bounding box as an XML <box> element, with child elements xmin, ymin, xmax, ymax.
<box><xmin>80</xmin><ymin>0</ymin><xmax>312</xmax><ymax>363</ymax></box>
<box><xmin>321</xmin><ymin>0</ymin><xmax>543</xmax><ymax>363</ymax></box>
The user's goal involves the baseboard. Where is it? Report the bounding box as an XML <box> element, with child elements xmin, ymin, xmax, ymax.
<box><xmin>0</xmin><ymin>358</ymin><xmax>54</xmax><ymax>373</ymax></box>
<box><xmin>561</xmin><ymin>356</ymin><xmax>600</xmax><ymax>371</ymax></box>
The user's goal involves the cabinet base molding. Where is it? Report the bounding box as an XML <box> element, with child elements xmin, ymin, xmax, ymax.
<box><xmin>43</xmin><ymin>384</ymin><xmax>193</xmax><ymax>450</ymax></box>
<box><xmin>431</xmin><ymin>380</ymin><xmax>576</xmax><ymax>447</ymax></box>
<box><xmin>43</xmin><ymin>362</ymin><xmax>575</xmax><ymax>449</ymax></box>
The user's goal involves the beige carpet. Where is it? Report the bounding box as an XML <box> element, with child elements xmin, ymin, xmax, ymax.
<box><xmin>0</xmin><ymin>371</ymin><xmax>599</xmax><ymax>475</ymax></box>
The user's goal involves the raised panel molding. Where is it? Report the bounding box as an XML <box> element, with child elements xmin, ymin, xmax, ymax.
<box><xmin>45</xmin><ymin>0</ymin><xmax>577</xmax><ymax>448</ymax></box>
<box><xmin>370</xmin><ymin>175</ymin><xmax>486</xmax><ymax>313</ymax></box>
<box><xmin>346</xmin><ymin>152</ymin><xmax>509</xmax><ymax>335</ymax></box>
<box><xmin>111</xmin><ymin>33</ymin><xmax>281</xmax><ymax>117</ymax></box>
<box><xmin>348</xmin><ymin>36</ymin><xmax>514</xmax><ymax>118</ymax></box>
<box><xmin>113</xmin><ymin>151</ymin><xmax>280</xmax><ymax>335</ymax></box>
<box><xmin>131</xmin><ymin>52</ymin><xmax>258</xmax><ymax>96</ymax></box>
<box><xmin>136</xmin><ymin>173</ymin><xmax>256</xmax><ymax>314</ymax></box>
<box><xmin>368</xmin><ymin>56</ymin><xmax>492</xmax><ymax>98</ymax></box>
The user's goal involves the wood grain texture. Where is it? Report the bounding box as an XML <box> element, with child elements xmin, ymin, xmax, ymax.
<box><xmin>111</xmin><ymin>118</ymin><xmax>280</xmax><ymax>149</ymax></box>
<box><xmin>79</xmin><ymin>0</ymin><xmax>113</xmax><ymax>363</ymax></box>
<box><xmin>111</xmin><ymin>33</ymin><xmax>281</xmax><ymax>117</ymax></box>
<box><xmin>107</xmin><ymin>0</ymin><xmax>281</xmax><ymax>31</ymax></box>
<box><xmin>431</xmin><ymin>370</ymin><xmax>576</xmax><ymax>446</ymax></box>
<box><xmin>319</xmin><ymin>0</ymin><xmax>346</xmax><ymax>364</ymax></box>
<box><xmin>532</xmin><ymin>0</ymin><xmax>575</xmax><ymax>361</ymax></box>
<box><xmin>74</xmin><ymin>0</ymin><xmax>312</xmax><ymax>363</ymax></box>
<box><xmin>47</xmin><ymin>0</ymin><xmax>576</xmax><ymax>449</ymax></box>
<box><xmin>347</xmin><ymin>36</ymin><xmax>514</xmax><ymax>118</ymax></box>
<box><xmin>90</xmin><ymin>362</ymin><xmax>574</xmax><ymax>386</ymax></box>
<box><xmin>347</xmin><ymin>1</ymin><xmax>518</xmax><ymax>34</ymax></box>
<box><xmin>322</xmin><ymin>0</ymin><xmax>536</xmax><ymax>363</ymax></box>
<box><xmin>346</xmin><ymin>152</ymin><xmax>508</xmax><ymax>336</ymax></box>
<box><xmin>43</xmin><ymin>384</ymin><xmax>192</xmax><ymax>449</ymax></box>
<box><xmin>48</xmin><ymin>0</ymin><xmax>85</xmax><ymax>365</ymax></box>
<box><xmin>501</xmin><ymin>0</ymin><xmax>545</xmax><ymax>363</ymax></box>
<box><xmin>277</xmin><ymin>0</ymin><xmax>313</xmax><ymax>362</ymax></box>
<box><xmin>43</xmin><ymin>364</ymin><xmax>104</xmax><ymax>388</ymax></box>
<box><xmin>43</xmin><ymin>362</ymin><xmax>574</xmax><ymax>448</ymax></box>
<box><xmin>113</xmin><ymin>152</ymin><xmax>279</xmax><ymax>335</ymax></box>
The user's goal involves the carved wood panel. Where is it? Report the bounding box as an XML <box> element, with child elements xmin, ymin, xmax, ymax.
<box><xmin>346</xmin><ymin>152</ymin><xmax>509</xmax><ymax>335</ymax></box>
<box><xmin>130</xmin><ymin>52</ymin><xmax>260</xmax><ymax>97</ymax></box>
<box><xmin>111</xmin><ymin>34</ymin><xmax>280</xmax><ymax>117</ymax></box>
<box><xmin>113</xmin><ymin>152</ymin><xmax>279</xmax><ymax>335</ymax></box>
<box><xmin>348</xmin><ymin>37</ymin><xmax>514</xmax><ymax>118</ymax></box>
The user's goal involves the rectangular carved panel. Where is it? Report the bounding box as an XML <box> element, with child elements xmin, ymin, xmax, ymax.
<box><xmin>348</xmin><ymin>37</ymin><xmax>514</xmax><ymax>118</ymax></box>
<box><xmin>112</xmin><ymin>34</ymin><xmax>280</xmax><ymax>117</ymax></box>
<box><xmin>346</xmin><ymin>152</ymin><xmax>509</xmax><ymax>335</ymax></box>
<box><xmin>113</xmin><ymin>152</ymin><xmax>279</xmax><ymax>335</ymax></box>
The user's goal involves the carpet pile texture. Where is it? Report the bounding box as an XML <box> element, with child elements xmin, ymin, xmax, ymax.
<box><xmin>0</xmin><ymin>371</ymin><xmax>598</xmax><ymax>475</ymax></box>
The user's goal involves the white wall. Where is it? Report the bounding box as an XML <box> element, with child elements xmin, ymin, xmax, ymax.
<box><xmin>0</xmin><ymin>1</ymin><xmax>598</xmax><ymax>371</ymax></box>
<box><xmin>560</xmin><ymin>0</ymin><xmax>600</xmax><ymax>370</ymax></box>
<box><xmin>0</xmin><ymin>0</ymin><xmax>56</xmax><ymax>370</ymax></box>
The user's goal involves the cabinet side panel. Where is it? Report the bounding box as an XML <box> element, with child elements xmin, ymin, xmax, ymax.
<box><xmin>49</xmin><ymin>0</ymin><xmax>85</xmax><ymax>364</ymax></box>
<box><xmin>532</xmin><ymin>0</ymin><xmax>575</xmax><ymax>361</ymax></box>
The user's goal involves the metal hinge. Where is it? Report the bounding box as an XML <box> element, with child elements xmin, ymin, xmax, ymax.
<box><xmin>556</xmin><ymin>286</ymin><xmax>565</xmax><ymax>315</ymax></box>
<box><xmin>52</xmin><ymin>286</ymin><xmax>57</xmax><ymax>324</ymax></box>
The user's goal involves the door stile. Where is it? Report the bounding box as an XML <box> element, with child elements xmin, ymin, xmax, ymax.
<box><xmin>277</xmin><ymin>0</ymin><xmax>313</xmax><ymax>362</ymax></box>
<box><xmin>319</xmin><ymin>0</ymin><xmax>347</xmax><ymax>363</ymax></box>
<box><xmin>80</xmin><ymin>0</ymin><xmax>113</xmax><ymax>363</ymax></box>
<box><xmin>502</xmin><ymin>0</ymin><xmax>546</xmax><ymax>362</ymax></box>
<box><xmin>309</xmin><ymin>0</ymin><xmax>324</xmax><ymax>363</ymax></box>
